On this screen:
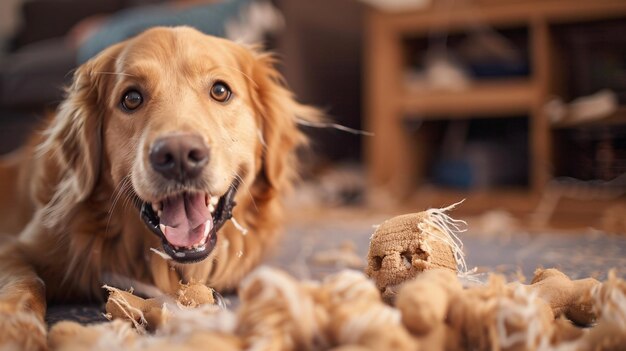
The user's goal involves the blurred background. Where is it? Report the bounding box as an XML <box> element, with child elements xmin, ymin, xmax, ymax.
<box><xmin>0</xmin><ymin>0</ymin><xmax>625</xmax><ymax>237</ymax></box>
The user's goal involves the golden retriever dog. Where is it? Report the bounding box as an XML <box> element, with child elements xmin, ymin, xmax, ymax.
<box><xmin>0</xmin><ymin>26</ymin><xmax>318</xmax><ymax>349</ymax></box>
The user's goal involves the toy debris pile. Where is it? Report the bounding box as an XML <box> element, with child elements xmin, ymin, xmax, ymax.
<box><xmin>49</xmin><ymin>204</ymin><xmax>626</xmax><ymax>351</ymax></box>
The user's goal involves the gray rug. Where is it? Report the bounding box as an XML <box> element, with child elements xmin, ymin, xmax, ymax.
<box><xmin>45</xmin><ymin>215</ymin><xmax>626</xmax><ymax>325</ymax></box>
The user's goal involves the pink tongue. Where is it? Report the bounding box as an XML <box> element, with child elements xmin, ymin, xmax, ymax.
<box><xmin>160</xmin><ymin>193</ymin><xmax>212</xmax><ymax>248</ymax></box>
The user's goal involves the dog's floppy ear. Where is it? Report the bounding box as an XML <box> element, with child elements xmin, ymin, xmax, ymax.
<box><xmin>36</xmin><ymin>44</ymin><xmax>122</xmax><ymax>228</ymax></box>
<box><xmin>248</xmin><ymin>52</ymin><xmax>322</xmax><ymax>196</ymax></box>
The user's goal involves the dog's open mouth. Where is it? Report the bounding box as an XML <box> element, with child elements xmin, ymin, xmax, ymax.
<box><xmin>140</xmin><ymin>180</ymin><xmax>239</xmax><ymax>263</ymax></box>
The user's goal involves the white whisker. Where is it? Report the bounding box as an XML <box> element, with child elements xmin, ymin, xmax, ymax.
<box><xmin>232</xmin><ymin>171</ymin><xmax>258</xmax><ymax>213</ymax></box>
<box><xmin>106</xmin><ymin>174</ymin><xmax>133</xmax><ymax>236</ymax></box>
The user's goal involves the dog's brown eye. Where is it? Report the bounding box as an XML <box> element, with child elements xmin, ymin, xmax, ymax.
<box><xmin>210</xmin><ymin>82</ymin><xmax>232</xmax><ymax>102</ymax></box>
<box><xmin>121</xmin><ymin>90</ymin><xmax>143</xmax><ymax>111</ymax></box>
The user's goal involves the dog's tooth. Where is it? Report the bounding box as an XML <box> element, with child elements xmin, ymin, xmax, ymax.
<box><xmin>208</xmin><ymin>204</ymin><xmax>215</xmax><ymax>213</ymax></box>
<box><xmin>203</xmin><ymin>220</ymin><xmax>211</xmax><ymax>238</ymax></box>
<box><xmin>210</xmin><ymin>196</ymin><xmax>219</xmax><ymax>206</ymax></box>
<box><xmin>157</xmin><ymin>210</ymin><xmax>162</xmax><ymax>218</ymax></box>
<box><xmin>159</xmin><ymin>224</ymin><xmax>166</xmax><ymax>234</ymax></box>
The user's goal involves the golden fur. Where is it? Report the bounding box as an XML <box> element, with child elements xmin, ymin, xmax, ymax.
<box><xmin>0</xmin><ymin>26</ymin><xmax>319</xmax><ymax>348</ymax></box>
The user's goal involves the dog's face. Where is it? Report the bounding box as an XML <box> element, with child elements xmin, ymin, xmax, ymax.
<box><xmin>104</xmin><ymin>28</ymin><xmax>261</xmax><ymax>262</ymax></box>
<box><xmin>39</xmin><ymin>27</ymin><xmax>315</xmax><ymax>263</ymax></box>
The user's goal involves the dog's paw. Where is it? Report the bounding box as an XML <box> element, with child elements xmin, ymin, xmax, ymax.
<box><xmin>0</xmin><ymin>302</ymin><xmax>47</xmax><ymax>351</ymax></box>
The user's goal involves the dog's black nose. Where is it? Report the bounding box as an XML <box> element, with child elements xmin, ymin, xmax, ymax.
<box><xmin>149</xmin><ymin>134</ymin><xmax>209</xmax><ymax>181</ymax></box>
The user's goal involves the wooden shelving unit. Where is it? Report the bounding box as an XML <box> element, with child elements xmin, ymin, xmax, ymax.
<box><xmin>364</xmin><ymin>0</ymin><xmax>626</xmax><ymax>213</ymax></box>
<box><xmin>401</xmin><ymin>80</ymin><xmax>534</xmax><ymax>118</ymax></box>
<box><xmin>552</xmin><ymin>107</ymin><xmax>626</xmax><ymax>129</ymax></box>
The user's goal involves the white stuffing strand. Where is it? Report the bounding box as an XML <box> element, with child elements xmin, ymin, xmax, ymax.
<box><xmin>295</xmin><ymin>118</ymin><xmax>374</xmax><ymax>136</ymax></box>
<box><xmin>418</xmin><ymin>199</ymin><xmax>469</xmax><ymax>274</ymax></box>
<box><xmin>150</xmin><ymin>248</ymin><xmax>172</xmax><ymax>260</ymax></box>
<box><xmin>231</xmin><ymin>217</ymin><xmax>249</xmax><ymax>235</ymax></box>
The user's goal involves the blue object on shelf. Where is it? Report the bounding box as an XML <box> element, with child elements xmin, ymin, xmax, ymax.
<box><xmin>432</xmin><ymin>159</ymin><xmax>473</xmax><ymax>189</ymax></box>
<box><xmin>469</xmin><ymin>62</ymin><xmax>530</xmax><ymax>79</ymax></box>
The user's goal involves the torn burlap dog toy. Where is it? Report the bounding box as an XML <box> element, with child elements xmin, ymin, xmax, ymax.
<box><xmin>365</xmin><ymin>202</ymin><xmax>467</xmax><ymax>301</ymax></box>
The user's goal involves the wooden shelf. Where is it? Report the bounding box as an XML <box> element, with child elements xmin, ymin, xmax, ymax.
<box><xmin>364</xmin><ymin>0</ymin><xmax>626</xmax><ymax>212</ymax></box>
<box><xmin>552</xmin><ymin>106</ymin><xmax>626</xmax><ymax>129</ymax></box>
<box><xmin>386</xmin><ymin>0</ymin><xmax>626</xmax><ymax>34</ymax></box>
<box><xmin>400</xmin><ymin>80</ymin><xmax>535</xmax><ymax>118</ymax></box>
